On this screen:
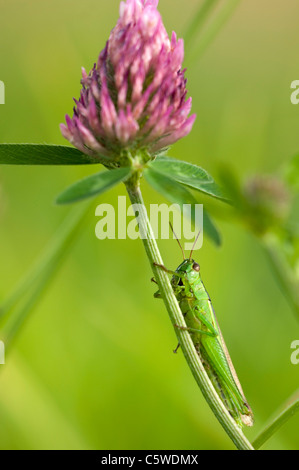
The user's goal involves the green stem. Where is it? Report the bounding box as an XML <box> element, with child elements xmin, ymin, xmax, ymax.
<box><xmin>261</xmin><ymin>234</ymin><xmax>299</xmax><ymax>322</ymax></box>
<box><xmin>125</xmin><ymin>180</ymin><xmax>254</xmax><ymax>451</ymax></box>
<box><xmin>252</xmin><ymin>390</ymin><xmax>299</xmax><ymax>449</ymax></box>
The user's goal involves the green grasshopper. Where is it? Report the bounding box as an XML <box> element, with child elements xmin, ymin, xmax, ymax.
<box><xmin>153</xmin><ymin>228</ymin><xmax>254</xmax><ymax>428</ymax></box>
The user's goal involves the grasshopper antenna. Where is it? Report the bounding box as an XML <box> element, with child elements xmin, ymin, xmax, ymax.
<box><xmin>169</xmin><ymin>222</ymin><xmax>186</xmax><ymax>260</ymax></box>
<box><xmin>189</xmin><ymin>230</ymin><xmax>201</xmax><ymax>260</ymax></box>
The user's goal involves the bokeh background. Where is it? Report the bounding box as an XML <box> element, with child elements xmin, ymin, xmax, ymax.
<box><xmin>0</xmin><ymin>0</ymin><xmax>298</xmax><ymax>450</ymax></box>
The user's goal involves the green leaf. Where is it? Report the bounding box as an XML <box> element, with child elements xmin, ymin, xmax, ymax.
<box><xmin>150</xmin><ymin>156</ymin><xmax>227</xmax><ymax>201</ymax></box>
<box><xmin>0</xmin><ymin>144</ymin><xmax>101</xmax><ymax>165</ymax></box>
<box><xmin>217</xmin><ymin>165</ymin><xmax>244</xmax><ymax>209</ymax></box>
<box><xmin>252</xmin><ymin>390</ymin><xmax>299</xmax><ymax>449</ymax></box>
<box><xmin>203</xmin><ymin>210</ymin><xmax>222</xmax><ymax>247</ymax></box>
<box><xmin>56</xmin><ymin>167</ymin><xmax>132</xmax><ymax>205</ymax></box>
<box><xmin>144</xmin><ymin>167</ymin><xmax>221</xmax><ymax>246</ymax></box>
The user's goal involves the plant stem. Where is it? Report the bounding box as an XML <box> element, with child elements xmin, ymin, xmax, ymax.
<box><xmin>261</xmin><ymin>234</ymin><xmax>299</xmax><ymax>322</ymax></box>
<box><xmin>125</xmin><ymin>180</ymin><xmax>254</xmax><ymax>451</ymax></box>
<box><xmin>252</xmin><ymin>389</ymin><xmax>299</xmax><ymax>449</ymax></box>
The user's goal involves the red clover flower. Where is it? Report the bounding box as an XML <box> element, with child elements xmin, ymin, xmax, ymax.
<box><xmin>60</xmin><ymin>0</ymin><xmax>196</xmax><ymax>167</ymax></box>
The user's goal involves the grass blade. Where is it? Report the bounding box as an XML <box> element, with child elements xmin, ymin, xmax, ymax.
<box><xmin>186</xmin><ymin>0</ymin><xmax>242</xmax><ymax>65</ymax></box>
<box><xmin>262</xmin><ymin>234</ymin><xmax>299</xmax><ymax>323</ymax></box>
<box><xmin>183</xmin><ymin>0</ymin><xmax>220</xmax><ymax>51</ymax></box>
<box><xmin>253</xmin><ymin>390</ymin><xmax>299</xmax><ymax>449</ymax></box>
<box><xmin>0</xmin><ymin>203</ymin><xmax>91</xmax><ymax>350</ymax></box>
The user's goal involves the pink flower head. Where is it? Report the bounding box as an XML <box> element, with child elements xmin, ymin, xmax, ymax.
<box><xmin>60</xmin><ymin>0</ymin><xmax>196</xmax><ymax>165</ymax></box>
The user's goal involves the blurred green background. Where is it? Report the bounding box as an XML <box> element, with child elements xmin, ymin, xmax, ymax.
<box><xmin>0</xmin><ymin>0</ymin><xmax>298</xmax><ymax>450</ymax></box>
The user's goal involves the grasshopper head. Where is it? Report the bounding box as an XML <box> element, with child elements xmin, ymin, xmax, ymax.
<box><xmin>175</xmin><ymin>259</ymin><xmax>201</xmax><ymax>284</ymax></box>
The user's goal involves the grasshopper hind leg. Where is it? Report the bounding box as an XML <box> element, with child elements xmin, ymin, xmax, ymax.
<box><xmin>200</xmin><ymin>348</ymin><xmax>244</xmax><ymax>428</ymax></box>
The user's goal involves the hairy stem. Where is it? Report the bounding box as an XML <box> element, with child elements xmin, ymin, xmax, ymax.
<box><xmin>125</xmin><ymin>180</ymin><xmax>254</xmax><ymax>451</ymax></box>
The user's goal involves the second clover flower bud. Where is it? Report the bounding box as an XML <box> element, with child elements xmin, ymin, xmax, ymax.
<box><xmin>60</xmin><ymin>0</ymin><xmax>196</xmax><ymax>168</ymax></box>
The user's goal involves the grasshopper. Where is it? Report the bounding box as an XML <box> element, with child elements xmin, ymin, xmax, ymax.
<box><xmin>153</xmin><ymin>228</ymin><xmax>254</xmax><ymax>428</ymax></box>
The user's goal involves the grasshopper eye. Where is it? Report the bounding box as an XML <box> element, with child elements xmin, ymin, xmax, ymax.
<box><xmin>192</xmin><ymin>262</ymin><xmax>200</xmax><ymax>272</ymax></box>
